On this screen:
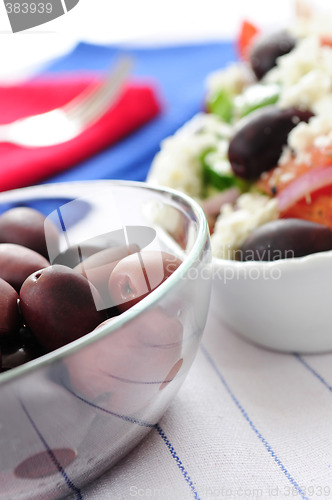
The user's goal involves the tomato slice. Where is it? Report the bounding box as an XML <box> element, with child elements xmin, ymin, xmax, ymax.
<box><xmin>237</xmin><ymin>20</ymin><xmax>260</xmax><ymax>60</ymax></box>
<box><xmin>256</xmin><ymin>145</ymin><xmax>332</xmax><ymax>196</ymax></box>
<box><xmin>321</xmin><ymin>36</ymin><xmax>332</xmax><ymax>48</ymax></box>
<box><xmin>281</xmin><ymin>184</ymin><xmax>332</xmax><ymax>230</ymax></box>
<box><xmin>255</xmin><ymin>145</ymin><xmax>332</xmax><ymax>229</ymax></box>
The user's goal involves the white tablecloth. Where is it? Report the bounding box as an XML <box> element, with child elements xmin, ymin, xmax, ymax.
<box><xmin>73</xmin><ymin>298</ymin><xmax>332</xmax><ymax>500</ymax></box>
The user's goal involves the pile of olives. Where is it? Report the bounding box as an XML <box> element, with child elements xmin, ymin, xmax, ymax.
<box><xmin>0</xmin><ymin>206</ymin><xmax>182</xmax><ymax>372</ymax></box>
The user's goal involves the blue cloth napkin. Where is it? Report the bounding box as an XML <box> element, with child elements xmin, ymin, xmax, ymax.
<box><xmin>42</xmin><ymin>41</ymin><xmax>235</xmax><ymax>185</ymax></box>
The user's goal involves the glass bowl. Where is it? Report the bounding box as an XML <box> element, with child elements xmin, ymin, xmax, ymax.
<box><xmin>0</xmin><ymin>180</ymin><xmax>211</xmax><ymax>500</ymax></box>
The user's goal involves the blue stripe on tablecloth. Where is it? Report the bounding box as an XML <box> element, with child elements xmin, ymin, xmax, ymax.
<box><xmin>66</xmin><ymin>386</ymin><xmax>201</xmax><ymax>499</ymax></box>
<box><xmin>155</xmin><ymin>424</ymin><xmax>201</xmax><ymax>500</ymax></box>
<box><xmin>294</xmin><ymin>354</ymin><xmax>332</xmax><ymax>391</ymax></box>
<box><xmin>201</xmin><ymin>344</ymin><xmax>310</xmax><ymax>500</ymax></box>
<box><xmin>20</xmin><ymin>399</ymin><xmax>82</xmax><ymax>500</ymax></box>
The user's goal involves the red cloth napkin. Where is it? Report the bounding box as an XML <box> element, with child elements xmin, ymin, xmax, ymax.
<box><xmin>0</xmin><ymin>76</ymin><xmax>161</xmax><ymax>192</ymax></box>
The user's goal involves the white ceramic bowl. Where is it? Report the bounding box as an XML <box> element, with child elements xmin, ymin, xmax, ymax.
<box><xmin>211</xmin><ymin>251</ymin><xmax>332</xmax><ymax>353</ymax></box>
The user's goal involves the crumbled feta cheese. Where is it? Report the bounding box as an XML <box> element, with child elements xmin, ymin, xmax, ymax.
<box><xmin>287</xmin><ymin>114</ymin><xmax>332</xmax><ymax>153</ymax></box>
<box><xmin>280</xmin><ymin>69</ymin><xmax>330</xmax><ymax>109</ymax></box>
<box><xmin>295</xmin><ymin>151</ymin><xmax>312</xmax><ymax>166</ymax></box>
<box><xmin>279</xmin><ymin>171</ymin><xmax>296</xmax><ymax>183</ymax></box>
<box><xmin>205</xmin><ymin>62</ymin><xmax>254</xmax><ymax>101</ymax></box>
<box><xmin>265</xmin><ymin>36</ymin><xmax>332</xmax><ymax>111</ymax></box>
<box><xmin>148</xmin><ymin>113</ymin><xmax>233</xmax><ymax>198</ymax></box>
<box><xmin>211</xmin><ymin>194</ymin><xmax>279</xmax><ymax>260</ymax></box>
<box><xmin>314</xmin><ymin>133</ymin><xmax>332</xmax><ymax>149</ymax></box>
<box><xmin>278</xmin><ymin>146</ymin><xmax>293</xmax><ymax>166</ymax></box>
<box><xmin>312</xmin><ymin>95</ymin><xmax>332</xmax><ymax>118</ymax></box>
<box><xmin>292</xmin><ymin>0</ymin><xmax>332</xmax><ymax>39</ymax></box>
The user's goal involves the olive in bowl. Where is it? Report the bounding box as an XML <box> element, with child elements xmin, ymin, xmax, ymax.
<box><xmin>0</xmin><ymin>180</ymin><xmax>212</xmax><ymax>499</ymax></box>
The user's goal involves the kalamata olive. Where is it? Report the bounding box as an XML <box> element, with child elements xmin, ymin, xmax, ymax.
<box><xmin>53</xmin><ymin>226</ymin><xmax>151</xmax><ymax>268</ymax></box>
<box><xmin>239</xmin><ymin>219</ymin><xmax>332</xmax><ymax>261</ymax></box>
<box><xmin>0</xmin><ymin>207</ymin><xmax>59</xmax><ymax>259</ymax></box>
<box><xmin>0</xmin><ymin>243</ymin><xmax>50</xmax><ymax>291</ymax></box>
<box><xmin>17</xmin><ymin>325</ymin><xmax>37</xmax><ymax>344</ymax></box>
<box><xmin>228</xmin><ymin>106</ymin><xmax>313</xmax><ymax>179</ymax></box>
<box><xmin>20</xmin><ymin>265</ymin><xmax>107</xmax><ymax>352</ymax></box>
<box><xmin>74</xmin><ymin>244</ymin><xmax>139</xmax><ymax>307</ymax></box>
<box><xmin>108</xmin><ymin>251</ymin><xmax>182</xmax><ymax>312</ymax></box>
<box><xmin>52</xmin><ymin>232</ymin><xmax>124</xmax><ymax>268</ymax></box>
<box><xmin>53</xmin><ymin>243</ymin><xmax>108</xmax><ymax>268</ymax></box>
<box><xmin>1</xmin><ymin>335</ymin><xmax>43</xmax><ymax>371</ymax></box>
<box><xmin>0</xmin><ymin>278</ymin><xmax>20</xmax><ymax>337</ymax></box>
<box><xmin>249</xmin><ymin>29</ymin><xmax>296</xmax><ymax>80</ymax></box>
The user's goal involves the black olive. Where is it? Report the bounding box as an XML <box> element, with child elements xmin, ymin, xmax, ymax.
<box><xmin>228</xmin><ymin>106</ymin><xmax>313</xmax><ymax>180</ymax></box>
<box><xmin>250</xmin><ymin>29</ymin><xmax>296</xmax><ymax>80</ymax></box>
<box><xmin>239</xmin><ymin>219</ymin><xmax>332</xmax><ymax>261</ymax></box>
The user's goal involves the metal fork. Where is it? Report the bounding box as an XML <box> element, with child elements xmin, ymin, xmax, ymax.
<box><xmin>0</xmin><ymin>57</ymin><xmax>133</xmax><ymax>148</ymax></box>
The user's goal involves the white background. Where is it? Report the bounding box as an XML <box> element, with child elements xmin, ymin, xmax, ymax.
<box><xmin>0</xmin><ymin>0</ymin><xmax>295</xmax><ymax>80</ymax></box>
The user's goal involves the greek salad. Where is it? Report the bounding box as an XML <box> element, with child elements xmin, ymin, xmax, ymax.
<box><xmin>148</xmin><ymin>6</ymin><xmax>332</xmax><ymax>261</ymax></box>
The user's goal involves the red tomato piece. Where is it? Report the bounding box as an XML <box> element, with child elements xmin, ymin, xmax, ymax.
<box><xmin>256</xmin><ymin>145</ymin><xmax>332</xmax><ymax>197</ymax></box>
<box><xmin>321</xmin><ymin>35</ymin><xmax>332</xmax><ymax>48</ymax></box>
<box><xmin>237</xmin><ymin>20</ymin><xmax>260</xmax><ymax>60</ymax></box>
<box><xmin>281</xmin><ymin>185</ymin><xmax>332</xmax><ymax>230</ymax></box>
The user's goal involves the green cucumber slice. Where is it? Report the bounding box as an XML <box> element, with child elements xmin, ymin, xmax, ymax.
<box><xmin>207</xmin><ymin>89</ymin><xmax>233</xmax><ymax>123</ymax></box>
